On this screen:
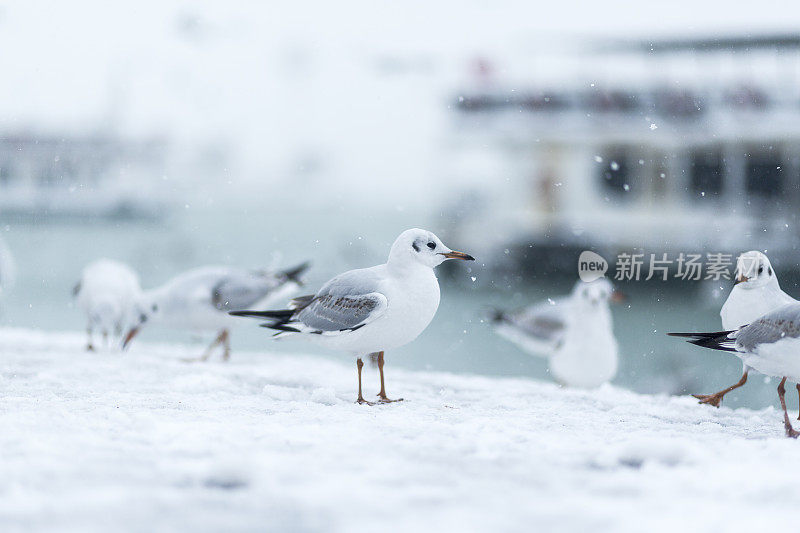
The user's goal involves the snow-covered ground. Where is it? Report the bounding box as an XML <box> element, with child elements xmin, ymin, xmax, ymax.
<box><xmin>1</xmin><ymin>328</ymin><xmax>799</xmax><ymax>533</ymax></box>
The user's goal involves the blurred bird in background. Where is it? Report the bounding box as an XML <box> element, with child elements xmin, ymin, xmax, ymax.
<box><xmin>491</xmin><ymin>278</ymin><xmax>623</xmax><ymax>388</ymax></box>
<box><xmin>123</xmin><ymin>262</ymin><xmax>310</xmax><ymax>361</ymax></box>
<box><xmin>74</xmin><ymin>259</ymin><xmax>142</xmax><ymax>351</ymax></box>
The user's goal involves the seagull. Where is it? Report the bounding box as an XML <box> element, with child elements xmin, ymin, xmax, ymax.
<box><xmin>670</xmin><ymin>303</ymin><xmax>800</xmax><ymax>438</ymax></box>
<box><xmin>491</xmin><ymin>278</ymin><xmax>623</xmax><ymax>388</ymax></box>
<box><xmin>229</xmin><ymin>228</ymin><xmax>474</xmax><ymax>404</ymax></box>
<box><xmin>73</xmin><ymin>259</ymin><xmax>142</xmax><ymax>351</ymax></box>
<box><xmin>122</xmin><ymin>262</ymin><xmax>310</xmax><ymax>361</ymax></box>
<box><xmin>0</xmin><ymin>236</ymin><xmax>15</xmax><ymax>295</ymax></box>
<box><xmin>692</xmin><ymin>251</ymin><xmax>796</xmax><ymax>407</ymax></box>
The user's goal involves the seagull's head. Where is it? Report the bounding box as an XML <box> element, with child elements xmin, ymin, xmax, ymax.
<box><xmin>734</xmin><ymin>251</ymin><xmax>776</xmax><ymax>290</ymax></box>
<box><xmin>122</xmin><ymin>295</ymin><xmax>160</xmax><ymax>350</ymax></box>
<box><xmin>572</xmin><ymin>278</ymin><xmax>625</xmax><ymax>307</ymax></box>
<box><xmin>388</xmin><ymin>228</ymin><xmax>475</xmax><ymax>269</ymax></box>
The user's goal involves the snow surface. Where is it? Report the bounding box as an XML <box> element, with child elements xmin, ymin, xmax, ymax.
<box><xmin>2</xmin><ymin>327</ymin><xmax>800</xmax><ymax>532</ymax></box>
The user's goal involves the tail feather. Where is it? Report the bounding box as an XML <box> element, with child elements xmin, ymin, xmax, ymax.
<box><xmin>481</xmin><ymin>305</ymin><xmax>507</xmax><ymax>324</ymax></box>
<box><xmin>230</xmin><ymin>307</ymin><xmax>302</xmax><ymax>335</ymax></box>
<box><xmin>229</xmin><ymin>309</ymin><xmax>294</xmax><ymax>320</ymax></box>
<box><xmin>489</xmin><ymin>308</ymin><xmax>506</xmax><ymax>324</ymax></box>
<box><xmin>667</xmin><ymin>330</ymin><xmax>738</xmax><ymax>352</ymax></box>
<box><xmin>231</xmin><ymin>294</ymin><xmax>314</xmax><ymax>335</ymax></box>
<box><xmin>260</xmin><ymin>323</ymin><xmax>300</xmax><ymax>333</ymax></box>
<box><xmin>280</xmin><ymin>262</ymin><xmax>311</xmax><ymax>285</ymax></box>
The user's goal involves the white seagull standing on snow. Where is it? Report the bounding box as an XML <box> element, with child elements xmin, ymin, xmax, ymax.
<box><xmin>230</xmin><ymin>228</ymin><xmax>474</xmax><ymax>404</ymax></box>
<box><xmin>491</xmin><ymin>278</ymin><xmax>623</xmax><ymax>388</ymax></box>
<box><xmin>74</xmin><ymin>259</ymin><xmax>142</xmax><ymax>351</ymax></box>
<box><xmin>691</xmin><ymin>251</ymin><xmax>796</xmax><ymax>407</ymax></box>
<box><xmin>671</xmin><ymin>303</ymin><xmax>800</xmax><ymax>438</ymax></box>
<box><xmin>123</xmin><ymin>262</ymin><xmax>309</xmax><ymax>361</ymax></box>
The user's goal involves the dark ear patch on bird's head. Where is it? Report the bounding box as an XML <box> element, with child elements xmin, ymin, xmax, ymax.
<box><xmin>412</xmin><ymin>241</ymin><xmax>420</xmax><ymax>252</ymax></box>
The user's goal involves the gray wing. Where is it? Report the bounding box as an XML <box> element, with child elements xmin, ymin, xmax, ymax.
<box><xmin>296</xmin><ymin>292</ymin><xmax>388</xmax><ymax>332</ymax></box>
<box><xmin>736</xmin><ymin>304</ymin><xmax>800</xmax><ymax>352</ymax></box>
<box><xmin>506</xmin><ymin>299</ymin><xmax>568</xmax><ymax>342</ymax></box>
<box><xmin>517</xmin><ymin>315</ymin><xmax>566</xmax><ymax>342</ymax></box>
<box><xmin>293</xmin><ymin>267</ymin><xmax>388</xmax><ymax>332</ymax></box>
<box><xmin>212</xmin><ymin>272</ymin><xmax>284</xmax><ymax>311</ymax></box>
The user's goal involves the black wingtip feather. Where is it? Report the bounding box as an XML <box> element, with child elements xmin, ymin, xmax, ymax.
<box><xmin>231</xmin><ymin>307</ymin><xmax>302</xmax><ymax>334</ymax></box>
<box><xmin>667</xmin><ymin>330</ymin><xmax>738</xmax><ymax>352</ymax></box>
<box><xmin>259</xmin><ymin>323</ymin><xmax>300</xmax><ymax>332</ymax></box>
<box><xmin>229</xmin><ymin>309</ymin><xmax>294</xmax><ymax>320</ymax></box>
<box><xmin>281</xmin><ymin>261</ymin><xmax>311</xmax><ymax>286</ymax></box>
<box><xmin>488</xmin><ymin>308</ymin><xmax>506</xmax><ymax>324</ymax></box>
<box><xmin>667</xmin><ymin>330</ymin><xmax>733</xmax><ymax>338</ymax></box>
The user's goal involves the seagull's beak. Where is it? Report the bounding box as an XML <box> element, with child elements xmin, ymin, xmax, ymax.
<box><xmin>610</xmin><ymin>291</ymin><xmax>626</xmax><ymax>303</ymax></box>
<box><xmin>122</xmin><ymin>327</ymin><xmax>140</xmax><ymax>350</ymax></box>
<box><xmin>440</xmin><ymin>250</ymin><xmax>475</xmax><ymax>261</ymax></box>
<box><xmin>734</xmin><ymin>275</ymin><xmax>749</xmax><ymax>285</ymax></box>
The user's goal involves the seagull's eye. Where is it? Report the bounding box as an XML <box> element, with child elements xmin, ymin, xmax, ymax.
<box><xmin>758</xmin><ymin>266</ymin><xmax>764</xmax><ymax>275</ymax></box>
<box><xmin>427</xmin><ymin>242</ymin><xmax>436</xmax><ymax>250</ymax></box>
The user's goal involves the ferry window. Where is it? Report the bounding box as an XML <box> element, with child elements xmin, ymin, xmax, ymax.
<box><xmin>599</xmin><ymin>154</ymin><xmax>630</xmax><ymax>195</ymax></box>
<box><xmin>746</xmin><ymin>151</ymin><xmax>783</xmax><ymax>198</ymax></box>
<box><xmin>690</xmin><ymin>149</ymin><xmax>723</xmax><ymax>197</ymax></box>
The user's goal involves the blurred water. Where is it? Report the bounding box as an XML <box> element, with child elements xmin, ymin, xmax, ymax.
<box><xmin>0</xmin><ymin>205</ymin><xmax>786</xmax><ymax>409</ymax></box>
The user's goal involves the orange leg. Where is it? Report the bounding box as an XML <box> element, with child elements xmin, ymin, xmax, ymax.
<box><xmin>356</xmin><ymin>358</ymin><xmax>374</xmax><ymax>405</ymax></box>
<box><xmin>376</xmin><ymin>351</ymin><xmax>403</xmax><ymax>403</ymax></box>
<box><xmin>693</xmin><ymin>371</ymin><xmax>748</xmax><ymax>407</ymax></box>
<box><xmin>183</xmin><ymin>329</ymin><xmax>229</xmax><ymax>362</ymax></box>
<box><xmin>777</xmin><ymin>377</ymin><xmax>799</xmax><ymax>439</ymax></box>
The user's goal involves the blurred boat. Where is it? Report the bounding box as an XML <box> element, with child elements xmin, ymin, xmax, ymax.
<box><xmin>0</xmin><ymin>132</ymin><xmax>171</xmax><ymax>222</ymax></box>
<box><xmin>443</xmin><ymin>34</ymin><xmax>800</xmax><ymax>279</ymax></box>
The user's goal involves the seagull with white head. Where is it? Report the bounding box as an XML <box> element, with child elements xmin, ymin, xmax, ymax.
<box><xmin>230</xmin><ymin>228</ymin><xmax>475</xmax><ymax>404</ymax></box>
<box><xmin>691</xmin><ymin>251</ymin><xmax>796</xmax><ymax>407</ymax></box>
<box><xmin>74</xmin><ymin>259</ymin><xmax>142</xmax><ymax>351</ymax></box>
<box><xmin>671</xmin><ymin>304</ymin><xmax>800</xmax><ymax>438</ymax></box>
<box><xmin>491</xmin><ymin>278</ymin><xmax>623</xmax><ymax>388</ymax></box>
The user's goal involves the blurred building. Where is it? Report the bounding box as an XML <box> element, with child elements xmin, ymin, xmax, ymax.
<box><xmin>446</xmin><ymin>34</ymin><xmax>800</xmax><ymax>277</ymax></box>
<box><xmin>0</xmin><ymin>133</ymin><xmax>169</xmax><ymax>221</ymax></box>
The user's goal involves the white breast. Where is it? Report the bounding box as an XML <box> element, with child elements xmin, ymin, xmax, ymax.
<box><xmin>78</xmin><ymin>260</ymin><xmax>141</xmax><ymax>330</ymax></box>
<box><xmin>549</xmin><ymin>305</ymin><xmax>618</xmax><ymax>388</ymax></box>
<box><xmin>721</xmin><ymin>285</ymin><xmax>795</xmax><ymax>330</ymax></box>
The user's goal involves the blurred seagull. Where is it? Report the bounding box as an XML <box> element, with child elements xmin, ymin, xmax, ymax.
<box><xmin>230</xmin><ymin>228</ymin><xmax>474</xmax><ymax>404</ymax></box>
<box><xmin>123</xmin><ymin>262</ymin><xmax>309</xmax><ymax>361</ymax></box>
<box><xmin>692</xmin><ymin>251</ymin><xmax>796</xmax><ymax>407</ymax></box>
<box><xmin>74</xmin><ymin>259</ymin><xmax>142</xmax><ymax>351</ymax></box>
<box><xmin>0</xmin><ymin>236</ymin><xmax>15</xmax><ymax>296</ymax></box>
<box><xmin>670</xmin><ymin>303</ymin><xmax>800</xmax><ymax>438</ymax></box>
<box><xmin>491</xmin><ymin>278</ymin><xmax>623</xmax><ymax>388</ymax></box>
